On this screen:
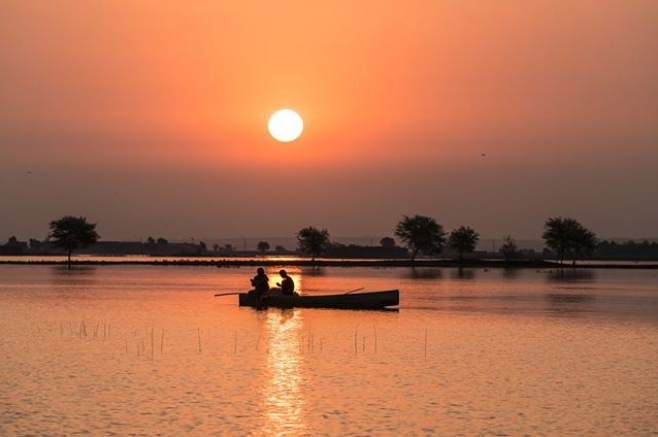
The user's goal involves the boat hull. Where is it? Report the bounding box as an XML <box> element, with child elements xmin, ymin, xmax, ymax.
<box><xmin>238</xmin><ymin>290</ymin><xmax>399</xmax><ymax>309</ymax></box>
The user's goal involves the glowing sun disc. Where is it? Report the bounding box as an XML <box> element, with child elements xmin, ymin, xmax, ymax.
<box><xmin>268</xmin><ymin>109</ymin><xmax>304</xmax><ymax>142</ymax></box>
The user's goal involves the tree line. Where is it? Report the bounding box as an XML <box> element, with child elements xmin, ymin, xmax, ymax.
<box><xmin>296</xmin><ymin>215</ymin><xmax>599</xmax><ymax>266</ymax></box>
<box><xmin>0</xmin><ymin>213</ymin><xmax>622</xmax><ymax>267</ymax></box>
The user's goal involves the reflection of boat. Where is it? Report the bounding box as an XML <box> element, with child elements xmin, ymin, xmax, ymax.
<box><xmin>239</xmin><ymin>290</ymin><xmax>399</xmax><ymax>309</ymax></box>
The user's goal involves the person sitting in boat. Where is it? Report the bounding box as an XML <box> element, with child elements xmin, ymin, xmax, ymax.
<box><xmin>250</xmin><ymin>268</ymin><xmax>270</xmax><ymax>297</ymax></box>
<box><xmin>276</xmin><ymin>270</ymin><xmax>295</xmax><ymax>296</ymax></box>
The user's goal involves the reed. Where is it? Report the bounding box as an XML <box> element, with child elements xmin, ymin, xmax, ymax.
<box><xmin>424</xmin><ymin>328</ymin><xmax>428</xmax><ymax>358</ymax></box>
<box><xmin>82</xmin><ymin>320</ymin><xmax>87</xmax><ymax>338</ymax></box>
<box><xmin>197</xmin><ymin>328</ymin><xmax>202</xmax><ymax>354</ymax></box>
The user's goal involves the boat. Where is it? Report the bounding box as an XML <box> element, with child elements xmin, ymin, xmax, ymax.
<box><xmin>238</xmin><ymin>289</ymin><xmax>399</xmax><ymax>310</ymax></box>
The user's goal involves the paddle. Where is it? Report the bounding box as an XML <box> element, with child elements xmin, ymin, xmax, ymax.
<box><xmin>344</xmin><ymin>287</ymin><xmax>365</xmax><ymax>295</ymax></box>
<box><xmin>214</xmin><ymin>292</ymin><xmax>242</xmax><ymax>298</ymax></box>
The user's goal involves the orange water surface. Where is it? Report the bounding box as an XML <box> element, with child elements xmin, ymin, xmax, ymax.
<box><xmin>1</xmin><ymin>265</ymin><xmax>657</xmax><ymax>436</ymax></box>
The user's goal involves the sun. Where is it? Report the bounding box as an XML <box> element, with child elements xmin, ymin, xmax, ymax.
<box><xmin>268</xmin><ymin>109</ymin><xmax>304</xmax><ymax>142</ymax></box>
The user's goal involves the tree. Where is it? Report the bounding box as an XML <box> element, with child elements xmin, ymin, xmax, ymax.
<box><xmin>380</xmin><ymin>237</ymin><xmax>396</xmax><ymax>248</ymax></box>
<box><xmin>156</xmin><ymin>237</ymin><xmax>169</xmax><ymax>245</ymax></box>
<box><xmin>297</xmin><ymin>226</ymin><xmax>331</xmax><ymax>261</ymax></box>
<box><xmin>48</xmin><ymin>216</ymin><xmax>100</xmax><ymax>269</ymax></box>
<box><xmin>29</xmin><ymin>238</ymin><xmax>44</xmax><ymax>252</ymax></box>
<box><xmin>212</xmin><ymin>244</ymin><xmax>220</xmax><ymax>252</ymax></box>
<box><xmin>146</xmin><ymin>236</ymin><xmax>156</xmax><ymax>245</ymax></box>
<box><xmin>569</xmin><ymin>223</ymin><xmax>598</xmax><ymax>265</ymax></box>
<box><xmin>275</xmin><ymin>245</ymin><xmax>287</xmax><ymax>253</ymax></box>
<box><xmin>7</xmin><ymin>236</ymin><xmax>19</xmax><ymax>245</ymax></box>
<box><xmin>542</xmin><ymin>217</ymin><xmax>597</xmax><ymax>266</ymax></box>
<box><xmin>394</xmin><ymin>215</ymin><xmax>446</xmax><ymax>261</ymax></box>
<box><xmin>448</xmin><ymin>226</ymin><xmax>480</xmax><ymax>263</ymax></box>
<box><xmin>199</xmin><ymin>241</ymin><xmax>207</xmax><ymax>253</ymax></box>
<box><xmin>499</xmin><ymin>235</ymin><xmax>519</xmax><ymax>261</ymax></box>
<box><xmin>223</xmin><ymin>244</ymin><xmax>234</xmax><ymax>252</ymax></box>
<box><xmin>257</xmin><ymin>241</ymin><xmax>270</xmax><ymax>253</ymax></box>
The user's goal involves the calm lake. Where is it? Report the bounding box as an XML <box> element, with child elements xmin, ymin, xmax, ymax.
<box><xmin>1</xmin><ymin>264</ymin><xmax>657</xmax><ymax>436</ymax></box>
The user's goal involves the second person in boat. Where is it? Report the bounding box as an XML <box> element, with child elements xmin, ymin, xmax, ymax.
<box><xmin>276</xmin><ymin>270</ymin><xmax>296</xmax><ymax>296</ymax></box>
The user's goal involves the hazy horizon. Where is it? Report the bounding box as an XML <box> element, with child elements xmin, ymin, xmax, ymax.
<box><xmin>2</xmin><ymin>0</ymin><xmax>657</xmax><ymax>241</ymax></box>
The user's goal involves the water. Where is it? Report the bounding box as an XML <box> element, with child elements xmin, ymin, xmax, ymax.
<box><xmin>1</xmin><ymin>265</ymin><xmax>657</xmax><ymax>436</ymax></box>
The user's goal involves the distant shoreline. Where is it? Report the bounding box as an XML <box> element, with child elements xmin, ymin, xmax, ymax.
<box><xmin>1</xmin><ymin>258</ymin><xmax>657</xmax><ymax>269</ymax></box>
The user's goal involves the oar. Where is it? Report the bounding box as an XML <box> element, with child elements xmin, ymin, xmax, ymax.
<box><xmin>214</xmin><ymin>292</ymin><xmax>242</xmax><ymax>297</ymax></box>
<box><xmin>344</xmin><ymin>287</ymin><xmax>365</xmax><ymax>295</ymax></box>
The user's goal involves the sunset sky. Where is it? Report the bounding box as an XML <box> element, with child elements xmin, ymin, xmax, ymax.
<box><xmin>1</xmin><ymin>0</ymin><xmax>657</xmax><ymax>241</ymax></box>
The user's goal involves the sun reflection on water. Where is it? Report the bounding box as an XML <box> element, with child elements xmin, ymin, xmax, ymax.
<box><xmin>261</xmin><ymin>309</ymin><xmax>307</xmax><ymax>435</ymax></box>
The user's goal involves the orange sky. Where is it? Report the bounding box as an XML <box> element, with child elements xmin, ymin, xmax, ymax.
<box><xmin>1</xmin><ymin>0</ymin><xmax>657</xmax><ymax>240</ymax></box>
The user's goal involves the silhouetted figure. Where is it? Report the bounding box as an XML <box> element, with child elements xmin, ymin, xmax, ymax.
<box><xmin>250</xmin><ymin>267</ymin><xmax>270</xmax><ymax>298</ymax></box>
<box><xmin>276</xmin><ymin>270</ymin><xmax>295</xmax><ymax>296</ymax></box>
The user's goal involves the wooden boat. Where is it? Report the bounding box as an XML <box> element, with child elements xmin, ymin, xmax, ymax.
<box><xmin>238</xmin><ymin>289</ymin><xmax>399</xmax><ymax>310</ymax></box>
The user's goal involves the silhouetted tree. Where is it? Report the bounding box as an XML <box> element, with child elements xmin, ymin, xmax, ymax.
<box><xmin>146</xmin><ymin>236</ymin><xmax>156</xmax><ymax>245</ymax></box>
<box><xmin>569</xmin><ymin>224</ymin><xmax>598</xmax><ymax>265</ymax></box>
<box><xmin>499</xmin><ymin>235</ymin><xmax>519</xmax><ymax>261</ymax></box>
<box><xmin>156</xmin><ymin>237</ymin><xmax>169</xmax><ymax>245</ymax></box>
<box><xmin>212</xmin><ymin>244</ymin><xmax>220</xmax><ymax>252</ymax></box>
<box><xmin>223</xmin><ymin>244</ymin><xmax>234</xmax><ymax>252</ymax></box>
<box><xmin>297</xmin><ymin>226</ymin><xmax>330</xmax><ymax>261</ymax></box>
<box><xmin>380</xmin><ymin>237</ymin><xmax>396</xmax><ymax>248</ymax></box>
<box><xmin>596</xmin><ymin>240</ymin><xmax>658</xmax><ymax>259</ymax></box>
<box><xmin>199</xmin><ymin>241</ymin><xmax>207</xmax><ymax>253</ymax></box>
<box><xmin>275</xmin><ymin>245</ymin><xmax>287</xmax><ymax>253</ymax></box>
<box><xmin>48</xmin><ymin>216</ymin><xmax>100</xmax><ymax>269</ymax></box>
<box><xmin>257</xmin><ymin>241</ymin><xmax>270</xmax><ymax>253</ymax></box>
<box><xmin>7</xmin><ymin>236</ymin><xmax>19</xmax><ymax>245</ymax></box>
<box><xmin>394</xmin><ymin>215</ymin><xmax>446</xmax><ymax>261</ymax></box>
<box><xmin>29</xmin><ymin>238</ymin><xmax>44</xmax><ymax>252</ymax></box>
<box><xmin>542</xmin><ymin>217</ymin><xmax>597</xmax><ymax>266</ymax></box>
<box><xmin>448</xmin><ymin>226</ymin><xmax>480</xmax><ymax>263</ymax></box>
